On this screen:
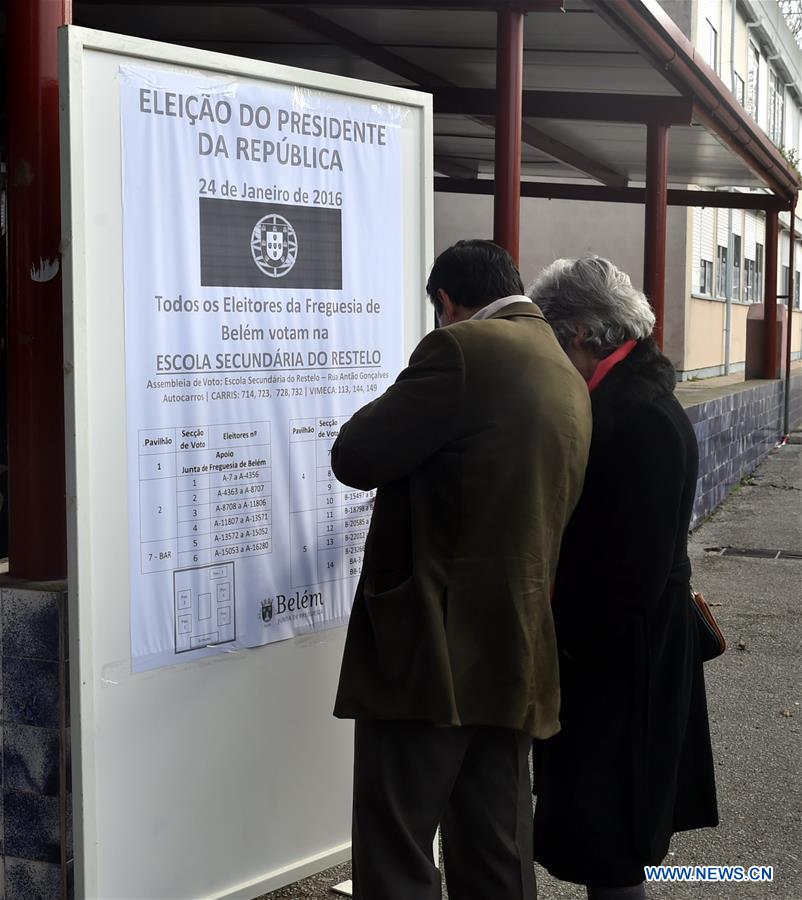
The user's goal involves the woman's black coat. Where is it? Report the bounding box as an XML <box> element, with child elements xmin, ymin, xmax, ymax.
<box><xmin>533</xmin><ymin>339</ymin><xmax>718</xmax><ymax>888</ymax></box>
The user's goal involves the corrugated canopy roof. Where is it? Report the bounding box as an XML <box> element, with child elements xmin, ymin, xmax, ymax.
<box><xmin>73</xmin><ymin>0</ymin><xmax>801</xmax><ymax>202</ymax></box>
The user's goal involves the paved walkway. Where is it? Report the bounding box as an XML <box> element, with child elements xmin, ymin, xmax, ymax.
<box><xmin>262</xmin><ymin>435</ymin><xmax>802</xmax><ymax>900</ymax></box>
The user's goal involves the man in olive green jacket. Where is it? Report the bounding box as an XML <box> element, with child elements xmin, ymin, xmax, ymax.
<box><xmin>332</xmin><ymin>240</ymin><xmax>591</xmax><ymax>900</ymax></box>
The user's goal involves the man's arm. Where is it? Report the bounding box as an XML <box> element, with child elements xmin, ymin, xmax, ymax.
<box><xmin>331</xmin><ymin>328</ymin><xmax>465</xmax><ymax>490</ymax></box>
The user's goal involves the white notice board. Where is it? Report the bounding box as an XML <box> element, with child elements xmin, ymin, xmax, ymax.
<box><xmin>60</xmin><ymin>26</ymin><xmax>432</xmax><ymax>899</ymax></box>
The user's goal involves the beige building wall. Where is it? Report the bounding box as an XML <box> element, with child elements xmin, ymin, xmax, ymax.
<box><xmin>434</xmin><ymin>193</ymin><xmax>689</xmax><ymax>367</ymax></box>
<box><xmin>730</xmin><ymin>303</ymin><xmax>750</xmax><ymax>363</ymax></box>
<box><xmin>685</xmin><ymin>301</ymin><xmax>802</xmax><ymax>372</ymax></box>
<box><xmin>686</xmin><ymin>297</ymin><xmax>727</xmax><ymax>370</ymax></box>
<box><xmin>791</xmin><ymin>309</ymin><xmax>802</xmax><ymax>355</ymax></box>
<box><xmin>680</xmin><ymin>0</ymin><xmax>802</xmax><ymax>375</ymax></box>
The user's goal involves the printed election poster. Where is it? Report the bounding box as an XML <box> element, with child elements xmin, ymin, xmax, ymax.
<box><xmin>120</xmin><ymin>66</ymin><xmax>405</xmax><ymax>671</ymax></box>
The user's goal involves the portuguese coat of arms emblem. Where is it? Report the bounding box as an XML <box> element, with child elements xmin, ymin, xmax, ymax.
<box><xmin>251</xmin><ymin>213</ymin><xmax>298</xmax><ymax>277</ymax></box>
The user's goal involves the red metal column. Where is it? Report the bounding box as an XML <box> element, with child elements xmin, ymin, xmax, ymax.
<box><xmin>784</xmin><ymin>205</ymin><xmax>796</xmax><ymax>434</ymax></box>
<box><xmin>493</xmin><ymin>8</ymin><xmax>524</xmax><ymax>264</ymax></box>
<box><xmin>764</xmin><ymin>209</ymin><xmax>780</xmax><ymax>380</ymax></box>
<box><xmin>643</xmin><ymin>123</ymin><xmax>669</xmax><ymax>349</ymax></box>
<box><xmin>7</xmin><ymin>0</ymin><xmax>72</xmax><ymax>579</ymax></box>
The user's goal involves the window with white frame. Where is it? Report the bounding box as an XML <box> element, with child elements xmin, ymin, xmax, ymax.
<box><xmin>716</xmin><ymin>245</ymin><xmax>728</xmax><ymax>297</ymax></box>
<box><xmin>747</xmin><ymin>44</ymin><xmax>759</xmax><ymax>120</ymax></box>
<box><xmin>744</xmin><ymin>257</ymin><xmax>756</xmax><ymax>301</ymax></box>
<box><xmin>756</xmin><ymin>243</ymin><xmax>764</xmax><ymax>301</ymax></box>
<box><xmin>702</xmin><ymin>19</ymin><xmax>718</xmax><ymax>71</ymax></box>
<box><xmin>732</xmin><ymin>234</ymin><xmax>742</xmax><ymax>301</ymax></box>
<box><xmin>694</xmin><ymin>207</ymin><xmax>715</xmax><ymax>295</ymax></box>
<box><xmin>733</xmin><ymin>72</ymin><xmax>745</xmax><ymax>107</ymax></box>
<box><xmin>700</xmin><ymin>259</ymin><xmax>714</xmax><ymax>295</ymax></box>
<box><xmin>768</xmin><ymin>68</ymin><xmax>785</xmax><ymax>145</ymax></box>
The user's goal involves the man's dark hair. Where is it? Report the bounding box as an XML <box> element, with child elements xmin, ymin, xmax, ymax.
<box><xmin>425</xmin><ymin>239</ymin><xmax>524</xmax><ymax>315</ymax></box>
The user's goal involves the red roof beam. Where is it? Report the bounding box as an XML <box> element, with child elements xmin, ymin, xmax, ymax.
<box><xmin>433</xmin><ymin>89</ymin><xmax>695</xmax><ymax>124</ymax></box>
<box><xmin>433</xmin><ymin>177</ymin><xmax>793</xmax><ymax>211</ymax></box>
<box><xmin>78</xmin><ymin>0</ymin><xmax>565</xmax><ymax>8</ymax></box>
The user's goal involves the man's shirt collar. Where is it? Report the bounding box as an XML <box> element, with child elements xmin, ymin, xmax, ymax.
<box><xmin>470</xmin><ymin>294</ymin><xmax>532</xmax><ymax>321</ymax></box>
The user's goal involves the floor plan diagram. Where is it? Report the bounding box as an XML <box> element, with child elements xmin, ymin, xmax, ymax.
<box><xmin>174</xmin><ymin>562</ymin><xmax>236</xmax><ymax>653</ymax></box>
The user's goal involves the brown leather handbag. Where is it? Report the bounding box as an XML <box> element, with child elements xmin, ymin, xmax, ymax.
<box><xmin>691</xmin><ymin>588</ymin><xmax>726</xmax><ymax>662</ymax></box>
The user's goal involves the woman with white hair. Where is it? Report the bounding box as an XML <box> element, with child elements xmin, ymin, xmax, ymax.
<box><xmin>528</xmin><ymin>257</ymin><xmax>718</xmax><ymax>900</ymax></box>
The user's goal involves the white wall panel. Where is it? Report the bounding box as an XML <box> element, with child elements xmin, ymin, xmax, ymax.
<box><xmin>701</xmin><ymin>207</ymin><xmax>715</xmax><ymax>261</ymax></box>
<box><xmin>745</xmin><ymin>211</ymin><xmax>757</xmax><ymax>259</ymax></box>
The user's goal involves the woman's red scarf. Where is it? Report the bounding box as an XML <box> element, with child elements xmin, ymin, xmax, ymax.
<box><xmin>587</xmin><ymin>339</ymin><xmax>638</xmax><ymax>393</ymax></box>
